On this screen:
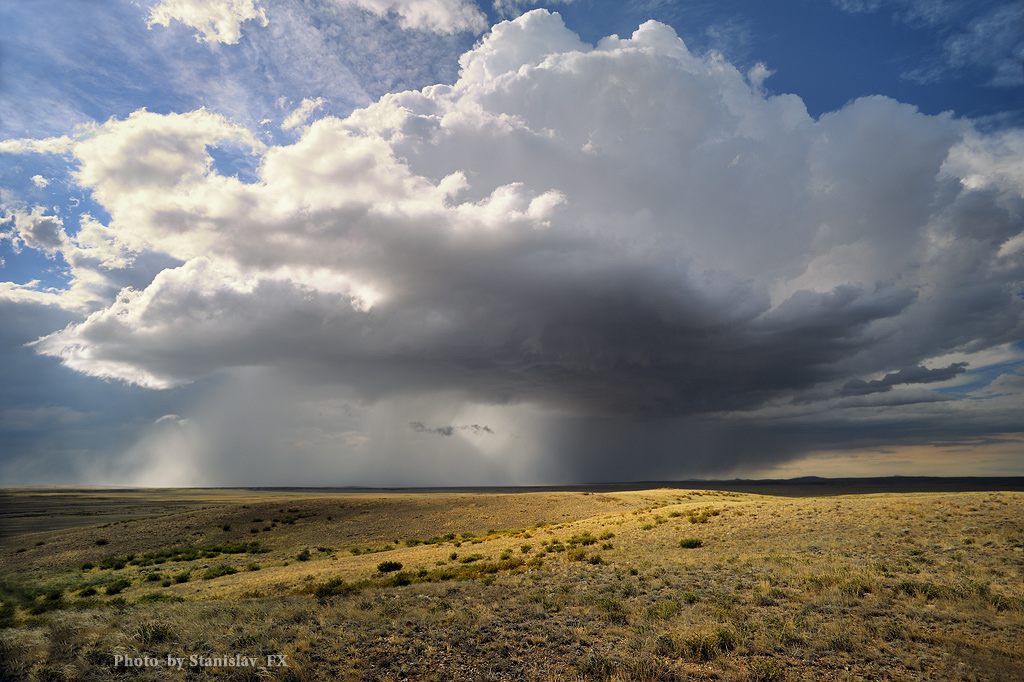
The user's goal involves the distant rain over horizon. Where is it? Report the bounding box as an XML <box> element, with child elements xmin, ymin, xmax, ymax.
<box><xmin>1</xmin><ymin>0</ymin><xmax>1023</xmax><ymax>486</ymax></box>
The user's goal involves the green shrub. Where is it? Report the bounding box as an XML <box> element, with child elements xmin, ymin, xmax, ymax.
<box><xmin>104</xmin><ymin>578</ymin><xmax>131</xmax><ymax>595</ymax></box>
<box><xmin>313</xmin><ymin>577</ymin><xmax>370</xmax><ymax>599</ymax></box>
<box><xmin>655</xmin><ymin>633</ymin><xmax>675</xmax><ymax>656</ymax></box>
<box><xmin>136</xmin><ymin>593</ymin><xmax>184</xmax><ymax>604</ymax></box>
<box><xmin>296</xmin><ymin>549</ymin><xmax>311</xmax><ymax>561</ymax></box>
<box><xmin>99</xmin><ymin>556</ymin><xmax>128</xmax><ymax>570</ymax></box>
<box><xmin>377</xmin><ymin>560</ymin><xmax>403</xmax><ymax>573</ymax></box>
<box><xmin>679</xmin><ymin>538</ymin><xmax>703</xmax><ymax>549</ymax></box>
<box><xmin>202</xmin><ymin>565</ymin><xmax>238</xmax><ymax>580</ymax></box>
<box><xmin>384</xmin><ymin>571</ymin><xmax>414</xmax><ymax>587</ymax></box>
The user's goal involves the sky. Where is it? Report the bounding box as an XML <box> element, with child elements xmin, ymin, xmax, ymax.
<box><xmin>1</xmin><ymin>0</ymin><xmax>1022</xmax><ymax>486</ymax></box>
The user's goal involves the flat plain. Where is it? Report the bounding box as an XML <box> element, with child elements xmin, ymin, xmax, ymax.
<box><xmin>1</xmin><ymin>484</ymin><xmax>1023</xmax><ymax>681</ymax></box>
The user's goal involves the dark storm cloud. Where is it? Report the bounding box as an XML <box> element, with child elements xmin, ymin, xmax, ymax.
<box><xmin>841</xmin><ymin>362</ymin><xmax>969</xmax><ymax>396</ymax></box>
<box><xmin>409</xmin><ymin>421</ymin><xmax>494</xmax><ymax>436</ymax></box>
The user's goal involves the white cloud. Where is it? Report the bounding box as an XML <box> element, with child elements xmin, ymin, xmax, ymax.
<box><xmin>835</xmin><ymin>1</ymin><xmax>1024</xmax><ymax>87</ymax></box>
<box><xmin>147</xmin><ymin>0</ymin><xmax>269</xmax><ymax>45</ymax></box>
<box><xmin>0</xmin><ymin>135</ymin><xmax>77</xmax><ymax>156</ymax></box>
<box><xmin>944</xmin><ymin>3</ymin><xmax>1024</xmax><ymax>87</ymax></box>
<box><xmin>30</xmin><ymin>175</ymin><xmax>50</xmax><ymax>188</ymax></box>
<box><xmin>493</xmin><ymin>0</ymin><xmax>573</xmax><ymax>18</ymax></box>
<box><xmin>281</xmin><ymin>97</ymin><xmax>325</xmax><ymax>130</ymax></box>
<box><xmin>2</xmin><ymin>205</ymin><xmax>68</xmax><ymax>255</ymax></box>
<box><xmin>6</xmin><ymin>10</ymin><xmax>1024</xmax><ymax>479</ymax></box>
<box><xmin>330</xmin><ymin>0</ymin><xmax>488</xmax><ymax>34</ymax></box>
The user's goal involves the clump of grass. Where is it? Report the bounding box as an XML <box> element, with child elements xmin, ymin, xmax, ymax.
<box><xmin>892</xmin><ymin>580</ymin><xmax>945</xmax><ymax>600</ymax></box>
<box><xmin>567</xmin><ymin>531</ymin><xmax>597</xmax><ymax>546</ymax></box>
<box><xmin>377</xmin><ymin>560</ymin><xmax>403</xmax><ymax>573</ymax></box>
<box><xmin>134</xmin><ymin>621</ymin><xmax>175</xmax><ymax>645</ymax></box>
<box><xmin>296</xmin><ymin>549</ymin><xmax>312</xmax><ymax>561</ymax></box>
<box><xmin>647</xmin><ymin>600</ymin><xmax>680</xmax><ymax>620</ymax></box>
<box><xmin>679</xmin><ymin>537</ymin><xmax>703</xmax><ymax>549</ymax></box>
<box><xmin>596</xmin><ymin>597</ymin><xmax>627</xmax><ymax>623</ymax></box>
<box><xmin>680</xmin><ymin>628</ymin><xmax>736</xmax><ymax>661</ymax></box>
<box><xmin>576</xmin><ymin>652</ymin><xmax>617</xmax><ymax>680</ymax></box>
<box><xmin>567</xmin><ymin>548</ymin><xmax>588</xmax><ymax>562</ymax></box>
<box><xmin>748</xmin><ymin>656</ymin><xmax>785</xmax><ymax>682</ymax></box>
<box><xmin>686</xmin><ymin>507</ymin><xmax>721</xmax><ymax>524</ymax></box>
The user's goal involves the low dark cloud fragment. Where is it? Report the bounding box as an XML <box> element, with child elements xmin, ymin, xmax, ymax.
<box><xmin>409</xmin><ymin>422</ymin><xmax>494</xmax><ymax>437</ymax></box>
<box><xmin>841</xmin><ymin>362</ymin><xmax>969</xmax><ymax>396</ymax></box>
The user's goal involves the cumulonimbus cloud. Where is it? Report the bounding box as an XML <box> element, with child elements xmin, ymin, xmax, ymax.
<box><xmin>9</xmin><ymin>10</ymin><xmax>1024</xmax><ymax>425</ymax></box>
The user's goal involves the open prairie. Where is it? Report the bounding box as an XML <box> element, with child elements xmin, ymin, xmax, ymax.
<box><xmin>2</xmin><ymin>486</ymin><xmax>1023</xmax><ymax>681</ymax></box>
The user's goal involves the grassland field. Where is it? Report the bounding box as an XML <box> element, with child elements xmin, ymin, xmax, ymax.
<box><xmin>1</xmin><ymin>486</ymin><xmax>1023</xmax><ymax>681</ymax></box>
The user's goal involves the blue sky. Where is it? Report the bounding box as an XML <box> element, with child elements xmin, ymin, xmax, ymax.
<box><xmin>1</xmin><ymin>0</ymin><xmax>1022</xmax><ymax>485</ymax></box>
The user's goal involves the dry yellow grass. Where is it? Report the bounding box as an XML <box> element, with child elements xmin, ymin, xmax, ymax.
<box><xmin>1</xmin><ymin>487</ymin><xmax>1022</xmax><ymax>681</ymax></box>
